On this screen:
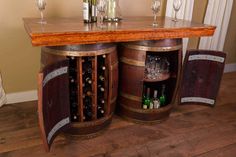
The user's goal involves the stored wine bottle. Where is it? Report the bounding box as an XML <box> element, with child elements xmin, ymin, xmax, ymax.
<box><xmin>84</xmin><ymin>110</ymin><xmax>93</xmax><ymax>121</ymax></box>
<box><xmin>98</xmin><ymin>84</ymin><xmax>105</xmax><ymax>92</ymax></box>
<box><xmin>99</xmin><ymin>75</ymin><xmax>105</xmax><ymax>81</ymax></box>
<box><xmin>143</xmin><ymin>87</ymin><xmax>151</xmax><ymax>109</ymax></box>
<box><xmin>91</xmin><ymin>0</ymin><xmax>97</xmax><ymax>22</ymax></box>
<box><xmin>99</xmin><ymin>98</ymin><xmax>105</xmax><ymax>104</ymax></box>
<box><xmin>142</xmin><ymin>85</ymin><xmax>146</xmax><ymax>108</ymax></box>
<box><xmin>97</xmin><ymin>105</ymin><xmax>105</xmax><ymax>118</ymax></box>
<box><xmin>83</xmin><ymin>86</ymin><xmax>93</xmax><ymax>96</ymax></box>
<box><xmin>85</xmin><ymin>77</ymin><xmax>92</xmax><ymax>84</ymax></box>
<box><xmin>159</xmin><ymin>85</ymin><xmax>166</xmax><ymax>106</ymax></box>
<box><xmin>72</xmin><ymin>114</ymin><xmax>78</xmax><ymax>121</ymax></box>
<box><xmin>152</xmin><ymin>90</ymin><xmax>160</xmax><ymax>109</ymax></box>
<box><xmin>83</xmin><ymin>0</ymin><xmax>91</xmax><ymax>23</ymax></box>
<box><xmin>100</xmin><ymin>65</ymin><xmax>106</xmax><ymax>71</ymax></box>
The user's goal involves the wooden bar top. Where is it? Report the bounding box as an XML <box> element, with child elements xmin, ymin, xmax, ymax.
<box><xmin>23</xmin><ymin>16</ymin><xmax>216</xmax><ymax>46</ymax></box>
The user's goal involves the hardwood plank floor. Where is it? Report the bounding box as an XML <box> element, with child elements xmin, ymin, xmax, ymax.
<box><xmin>0</xmin><ymin>72</ymin><xmax>236</xmax><ymax>157</ymax></box>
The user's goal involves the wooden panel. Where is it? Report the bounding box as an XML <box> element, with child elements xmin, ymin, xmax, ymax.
<box><xmin>40</xmin><ymin>50</ymin><xmax>67</xmax><ymax>69</ymax></box>
<box><xmin>180</xmin><ymin>50</ymin><xmax>226</xmax><ymax>106</ymax></box>
<box><xmin>38</xmin><ymin>60</ymin><xmax>71</xmax><ymax>151</ymax></box>
<box><xmin>23</xmin><ymin>17</ymin><xmax>216</xmax><ymax>46</ymax></box>
<box><xmin>109</xmin><ymin>61</ymin><xmax>118</xmax><ymax>114</ymax></box>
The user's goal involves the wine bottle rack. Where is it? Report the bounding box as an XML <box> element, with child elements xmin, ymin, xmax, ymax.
<box><xmin>41</xmin><ymin>43</ymin><xmax>118</xmax><ymax>136</ymax></box>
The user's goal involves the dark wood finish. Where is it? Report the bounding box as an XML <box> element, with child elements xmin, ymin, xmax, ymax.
<box><xmin>38</xmin><ymin>60</ymin><xmax>71</xmax><ymax>151</ymax></box>
<box><xmin>40</xmin><ymin>50</ymin><xmax>67</xmax><ymax>68</ymax></box>
<box><xmin>78</xmin><ymin>58</ymin><xmax>84</xmax><ymax>122</ymax></box>
<box><xmin>23</xmin><ymin>17</ymin><xmax>216</xmax><ymax>46</ymax></box>
<box><xmin>118</xmin><ymin>39</ymin><xmax>182</xmax><ymax>123</ymax></box>
<box><xmin>0</xmin><ymin>72</ymin><xmax>236</xmax><ymax>156</ymax></box>
<box><xmin>180</xmin><ymin>50</ymin><xmax>226</xmax><ymax>106</ymax></box>
<box><xmin>41</xmin><ymin>44</ymin><xmax>119</xmax><ymax>137</ymax></box>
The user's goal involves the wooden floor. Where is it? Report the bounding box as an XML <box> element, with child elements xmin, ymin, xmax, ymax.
<box><xmin>0</xmin><ymin>72</ymin><xmax>236</xmax><ymax>157</ymax></box>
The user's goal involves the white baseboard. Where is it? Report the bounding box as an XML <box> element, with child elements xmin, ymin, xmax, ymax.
<box><xmin>224</xmin><ymin>63</ymin><xmax>236</xmax><ymax>73</ymax></box>
<box><xmin>6</xmin><ymin>90</ymin><xmax>38</xmax><ymax>104</ymax></box>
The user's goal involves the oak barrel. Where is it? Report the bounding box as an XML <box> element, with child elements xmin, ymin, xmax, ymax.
<box><xmin>41</xmin><ymin>43</ymin><xmax>118</xmax><ymax>136</ymax></box>
<box><xmin>117</xmin><ymin>39</ymin><xmax>182</xmax><ymax>124</ymax></box>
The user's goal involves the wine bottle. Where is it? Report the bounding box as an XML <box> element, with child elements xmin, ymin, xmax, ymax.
<box><xmin>91</xmin><ymin>0</ymin><xmax>97</xmax><ymax>22</ymax></box>
<box><xmin>100</xmin><ymin>65</ymin><xmax>106</xmax><ymax>71</ymax></box>
<box><xmin>83</xmin><ymin>86</ymin><xmax>93</xmax><ymax>96</ymax></box>
<box><xmin>83</xmin><ymin>0</ymin><xmax>91</xmax><ymax>23</ymax></box>
<box><xmin>98</xmin><ymin>84</ymin><xmax>105</xmax><ymax>92</ymax></box>
<box><xmin>99</xmin><ymin>75</ymin><xmax>105</xmax><ymax>81</ymax></box>
<box><xmin>159</xmin><ymin>85</ymin><xmax>166</xmax><ymax>106</ymax></box>
<box><xmin>85</xmin><ymin>77</ymin><xmax>92</xmax><ymax>84</ymax></box>
<box><xmin>143</xmin><ymin>87</ymin><xmax>151</xmax><ymax>109</ymax></box>
<box><xmin>152</xmin><ymin>90</ymin><xmax>160</xmax><ymax>109</ymax></box>
<box><xmin>72</xmin><ymin>115</ymin><xmax>78</xmax><ymax>121</ymax></box>
<box><xmin>97</xmin><ymin>105</ymin><xmax>105</xmax><ymax>118</ymax></box>
<box><xmin>102</xmin><ymin>54</ymin><xmax>106</xmax><ymax>59</ymax></box>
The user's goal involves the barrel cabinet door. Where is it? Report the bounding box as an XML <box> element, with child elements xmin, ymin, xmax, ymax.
<box><xmin>109</xmin><ymin>61</ymin><xmax>119</xmax><ymax>113</ymax></box>
<box><xmin>38</xmin><ymin>60</ymin><xmax>71</xmax><ymax>151</ymax></box>
<box><xmin>180</xmin><ymin>50</ymin><xmax>226</xmax><ymax>106</ymax></box>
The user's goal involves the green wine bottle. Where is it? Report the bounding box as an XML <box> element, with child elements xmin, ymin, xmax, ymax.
<box><xmin>143</xmin><ymin>87</ymin><xmax>151</xmax><ymax>109</ymax></box>
<box><xmin>159</xmin><ymin>85</ymin><xmax>166</xmax><ymax>106</ymax></box>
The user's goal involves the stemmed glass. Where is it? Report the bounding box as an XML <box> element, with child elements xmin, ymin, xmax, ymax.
<box><xmin>151</xmin><ymin>0</ymin><xmax>161</xmax><ymax>27</ymax></box>
<box><xmin>172</xmin><ymin>0</ymin><xmax>183</xmax><ymax>22</ymax></box>
<box><xmin>36</xmin><ymin>0</ymin><xmax>47</xmax><ymax>24</ymax></box>
<box><xmin>97</xmin><ymin>0</ymin><xmax>107</xmax><ymax>29</ymax></box>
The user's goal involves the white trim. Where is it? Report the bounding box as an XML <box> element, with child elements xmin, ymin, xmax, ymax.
<box><xmin>224</xmin><ymin>63</ymin><xmax>236</xmax><ymax>73</ymax></box>
<box><xmin>6</xmin><ymin>90</ymin><xmax>38</xmax><ymax>104</ymax></box>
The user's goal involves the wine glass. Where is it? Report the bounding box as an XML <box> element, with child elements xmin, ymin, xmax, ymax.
<box><xmin>36</xmin><ymin>0</ymin><xmax>47</xmax><ymax>24</ymax></box>
<box><xmin>97</xmin><ymin>0</ymin><xmax>107</xmax><ymax>29</ymax></box>
<box><xmin>172</xmin><ymin>0</ymin><xmax>183</xmax><ymax>22</ymax></box>
<box><xmin>151</xmin><ymin>0</ymin><xmax>161</xmax><ymax>27</ymax></box>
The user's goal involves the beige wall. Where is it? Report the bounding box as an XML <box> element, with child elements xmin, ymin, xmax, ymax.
<box><xmin>224</xmin><ymin>1</ymin><xmax>236</xmax><ymax>64</ymax></box>
<box><xmin>0</xmin><ymin>0</ymin><xmax>164</xmax><ymax>94</ymax></box>
<box><xmin>188</xmin><ymin>0</ymin><xmax>208</xmax><ymax>49</ymax></box>
<box><xmin>0</xmin><ymin>0</ymin><xmax>235</xmax><ymax>94</ymax></box>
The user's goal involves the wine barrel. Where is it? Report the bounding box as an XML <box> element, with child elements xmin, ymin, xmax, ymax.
<box><xmin>41</xmin><ymin>43</ymin><xmax>118</xmax><ymax>137</ymax></box>
<box><xmin>117</xmin><ymin>39</ymin><xmax>182</xmax><ymax>124</ymax></box>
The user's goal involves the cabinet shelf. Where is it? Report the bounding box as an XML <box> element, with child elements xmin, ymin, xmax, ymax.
<box><xmin>143</xmin><ymin>73</ymin><xmax>170</xmax><ymax>82</ymax></box>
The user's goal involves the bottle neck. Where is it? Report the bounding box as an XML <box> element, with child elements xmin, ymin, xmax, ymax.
<box><xmin>153</xmin><ymin>90</ymin><xmax>158</xmax><ymax>98</ymax></box>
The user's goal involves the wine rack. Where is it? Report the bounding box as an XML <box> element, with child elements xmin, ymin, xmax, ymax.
<box><xmin>40</xmin><ymin>43</ymin><xmax>118</xmax><ymax>136</ymax></box>
<box><xmin>118</xmin><ymin>39</ymin><xmax>182</xmax><ymax>124</ymax></box>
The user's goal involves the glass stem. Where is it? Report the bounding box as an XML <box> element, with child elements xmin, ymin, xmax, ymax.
<box><xmin>40</xmin><ymin>11</ymin><xmax>44</xmax><ymax>22</ymax></box>
<box><xmin>154</xmin><ymin>14</ymin><xmax>157</xmax><ymax>24</ymax></box>
<box><xmin>101</xmin><ymin>14</ymin><xmax>103</xmax><ymax>26</ymax></box>
<box><xmin>174</xmin><ymin>11</ymin><xmax>177</xmax><ymax>21</ymax></box>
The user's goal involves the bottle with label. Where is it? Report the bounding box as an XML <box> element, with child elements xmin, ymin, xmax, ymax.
<box><xmin>143</xmin><ymin>87</ymin><xmax>151</xmax><ymax>109</ymax></box>
<box><xmin>83</xmin><ymin>0</ymin><xmax>92</xmax><ymax>23</ymax></box>
<box><xmin>152</xmin><ymin>90</ymin><xmax>160</xmax><ymax>109</ymax></box>
<box><xmin>91</xmin><ymin>0</ymin><xmax>97</xmax><ymax>22</ymax></box>
<box><xmin>159</xmin><ymin>85</ymin><xmax>166</xmax><ymax>106</ymax></box>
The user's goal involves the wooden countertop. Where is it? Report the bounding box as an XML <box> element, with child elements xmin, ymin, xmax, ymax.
<box><xmin>23</xmin><ymin>16</ymin><xmax>216</xmax><ymax>46</ymax></box>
